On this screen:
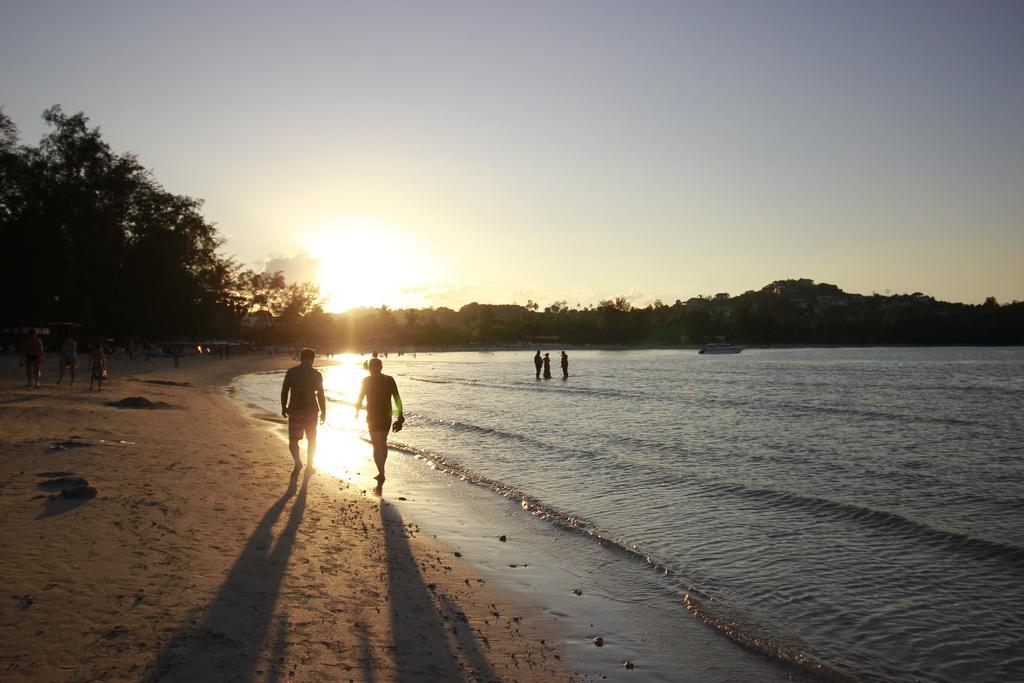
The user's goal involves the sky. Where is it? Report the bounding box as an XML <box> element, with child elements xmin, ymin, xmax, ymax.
<box><xmin>2</xmin><ymin>0</ymin><xmax>1022</xmax><ymax>311</ymax></box>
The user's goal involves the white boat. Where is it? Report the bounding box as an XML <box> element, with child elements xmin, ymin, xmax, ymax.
<box><xmin>699</xmin><ymin>343</ymin><xmax>743</xmax><ymax>354</ymax></box>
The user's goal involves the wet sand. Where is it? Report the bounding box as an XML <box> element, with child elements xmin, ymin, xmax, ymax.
<box><xmin>0</xmin><ymin>352</ymin><xmax>571</xmax><ymax>681</ymax></box>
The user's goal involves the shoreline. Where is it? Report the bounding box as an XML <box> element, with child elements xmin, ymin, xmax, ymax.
<box><xmin>231</xmin><ymin>354</ymin><xmax>827</xmax><ymax>682</ymax></box>
<box><xmin>0</xmin><ymin>353</ymin><xmax>572</xmax><ymax>681</ymax></box>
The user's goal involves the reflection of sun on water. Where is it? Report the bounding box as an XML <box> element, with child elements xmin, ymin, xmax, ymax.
<box><xmin>304</xmin><ymin>358</ymin><xmax>378</xmax><ymax>487</ymax></box>
<box><xmin>303</xmin><ymin>217</ymin><xmax>440</xmax><ymax>313</ymax></box>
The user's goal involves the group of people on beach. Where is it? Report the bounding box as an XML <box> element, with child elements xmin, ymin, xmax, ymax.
<box><xmin>18</xmin><ymin>329</ymin><xmax>108</xmax><ymax>390</ymax></box>
<box><xmin>534</xmin><ymin>350</ymin><xmax>569</xmax><ymax>379</ymax></box>
<box><xmin>280</xmin><ymin>348</ymin><xmax>403</xmax><ymax>493</ymax></box>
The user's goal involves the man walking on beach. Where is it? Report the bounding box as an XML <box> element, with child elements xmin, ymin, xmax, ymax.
<box><xmin>88</xmin><ymin>343</ymin><xmax>107</xmax><ymax>391</ymax></box>
<box><xmin>280</xmin><ymin>347</ymin><xmax>326</xmax><ymax>476</ymax></box>
<box><xmin>355</xmin><ymin>357</ymin><xmax>404</xmax><ymax>492</ymax></box>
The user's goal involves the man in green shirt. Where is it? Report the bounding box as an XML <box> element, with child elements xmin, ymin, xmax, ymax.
<box><xmin>355</xmin><ymin>357</ymin><xmax>403</xmax><ymax>491</ymax></box>
<box><xmin>280</xmin><ymin>347</ymin><xmax>326</xmax><ymax>476</ymax></box>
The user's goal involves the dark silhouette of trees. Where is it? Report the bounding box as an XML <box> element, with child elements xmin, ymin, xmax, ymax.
<box><xmin>0</xmin><ymin>106</ymin><xmax>325</xmax><ymax>343</ymax></box>
<box><xmin>0</xmin><ymin>106</ymin><xmax>244</xmax><ymax>338</ymax></box>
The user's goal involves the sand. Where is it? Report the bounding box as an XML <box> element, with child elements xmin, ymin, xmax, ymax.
<box><xmin>0</xmin><ymin>352</ymin><xmax>572</xmax><ymax>681</ymax></box>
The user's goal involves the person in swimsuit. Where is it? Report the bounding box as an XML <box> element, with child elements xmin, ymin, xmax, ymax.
<box><xmin>22</xmin><ymin>328</ymin><xmax>43</xmax><ymax>388</ymax></box>
<box><xmin>88</xmin><ymin>343</ymin><xmax>107</xmax><ymax>391</ymax></box>
<box><xmin>534</xmin><ymin>350</ymin><xmax>543</xmax><ymax>379</ymax></box>
<box><xmin>355</xmin><ymin>357</ymin><xmax>403</xmax><ymax>492</ymax></box>
<box><xmin>560</xmin><ymin>350</ymin><xmax>569</xmax><ymax>378</ymax></box>
<box><xmin>58</xmin><ymin>335</ymin><xmax>78</xmax><ymax>385</ymax></box>
<box><xmin>280</xmin><ymin>347</ymin><xmax>326</xmax><ymax>476</ymax></box>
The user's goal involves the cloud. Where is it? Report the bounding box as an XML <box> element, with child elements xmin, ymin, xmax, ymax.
<box><xmin>263</xmin><ymin>255</ymin><xmax>320</xmax><ymax>285</ymax></box>
<box><xmin>569</xmin><ymin>288</ymin><xmax>596</xmax><ymax>307</ymax></box>
<box><xmin>624</xmin><ymin>287</ymin><xmax>647</xmax><ymax>303</ymax></box>
<box><xmin>412</xmin><ymin>283</ymin><xmax>495</xmax><ymax>308</ymax></box>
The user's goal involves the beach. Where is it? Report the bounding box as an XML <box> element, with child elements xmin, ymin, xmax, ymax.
<box><xmin>6</xmin><ymin>348</ymin><xmax>1019</xmax><ymax>682</ymax></box>
<box><xmin>0</xmin><ymin>353</ymin><xmax>572</xmax><ymax>682</ymax></box>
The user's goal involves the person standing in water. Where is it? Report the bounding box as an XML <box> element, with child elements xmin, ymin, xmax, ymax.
<box><xmin>560</xmin><ymin>350</ymin><xmax>569</xmax><ymax>378</ymax></box>
<box><xmin>280</xmin><ymin>347</ymin><xmax>326</xmax><ymax>476</ymax></box>
<box><xmin>542</xmin><ymin>352</ymin><xmax>552</xmax><ymax>379</ymax></box>
<box><xmin>534</xmin><ymin>350</ymin><xmax>543</xmax><ymax>379</ymax></box>
<box><xmin>355</xmin><ymin>357</ymin><xmax>404</xmax><ymax>491</ymax></box>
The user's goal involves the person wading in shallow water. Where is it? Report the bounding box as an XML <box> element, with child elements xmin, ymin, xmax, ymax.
<box><xmin>560</xmin><ymin>350</ymin><xmax>569</xmax><ymax>378</ymax></box>
<box><xmin>542</xmin><ymin>352</ymin><xmax>552</xmax><ymax>379</ymax></box>
<box><xmin>355</xmin><ymin>357</ymin><xmax>404</xmax><ymax>492</ymax></box>
<box><xmin>280</xmin><ymin>347</ymin><xmax>326</xmax><ymax>476</ymax></box>
<box><xmin>534</xmin><ymin>350</ymin><xmax>543</xmax><ymax>379</ymax></box>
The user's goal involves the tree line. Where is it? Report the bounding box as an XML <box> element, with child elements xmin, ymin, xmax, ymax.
<box><xmin>317</xmin><ymin>282</ymin><xmax>1023</xmax><ymax>350</ymax></box>
<box><xmin>2</xmin><ymin>107</ymin><xmax>1021</xmax><ymax>349</ymax></box>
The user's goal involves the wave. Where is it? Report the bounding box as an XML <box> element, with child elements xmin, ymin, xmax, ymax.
<box><xmin>378</xmin><ymin>437</ymin><xmax>675</xmax><ymax>574</ymax></box>
<box><xmin>411</xmin><ymin>409</ymin><xmax>1024</xmax><ymax>568</ymax></box>
<box><xmin>709</xmin><ymin>481</ymin><xmax>1024</xmax><ymax>567</ymax></box>
<box><xmin>682</xmin><ymin>594</ymin><xmax>859</xmax><ymax>683</ymax></box>
<box><xmin>410</xmin><ymin>413</ymin><xmax>604</xmax><ymax>461</ymax></box>
<box><xmin>790</xmin><ymin>402</ymin><xmax>980</xmax><ymax>428</ymax></box>
<box><xmin>409</xmin><ymin>375</ymin><xmax>647</xmax><ymax>399</ymax></box>
<box><xmin>696</xmin><ymin>393</ymin><xmax>983</xmax><ymax>428</ymax></box>
<box><xmin>379</xmin><ymin>435</ymin><xmax>866</xmax><ymax>682</ymax></box>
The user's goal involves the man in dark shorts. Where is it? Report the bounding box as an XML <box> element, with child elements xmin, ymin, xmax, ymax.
<box><xmin>280</xmin><ymin>347</ymin><xmax>326</xmax><ymax>476</ymax></box>
<box><xmin>355</xmin><ymin>357</ymin><xmax>403</xmax><ymax>491</ymax></box>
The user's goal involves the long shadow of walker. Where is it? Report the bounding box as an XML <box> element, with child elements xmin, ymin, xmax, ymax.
<box><xmin>146</xmin><ymin>475</ymin><xmax>308</xmax><ymax>682</ymax></box>
<box><xmin>379</xmin><ymin>502</ymin><xmax>496</xmax><ymax>682</ymax></box>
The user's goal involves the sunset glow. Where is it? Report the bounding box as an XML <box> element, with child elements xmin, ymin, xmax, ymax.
<box><xmin>4</xmin><ymin>3</ymin><xmax>1022</xmax><ymax>304</ymax></box>
<box><xmin>304</xmin><ymin>218</ymin><xmax>442</xmax><ymax>313</ymax></box>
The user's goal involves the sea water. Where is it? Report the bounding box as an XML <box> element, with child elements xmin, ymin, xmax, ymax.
<box><xmin>233</xmin><ymin>348</ymin><xmax>1024</xmax><ymax>682</ymax></box>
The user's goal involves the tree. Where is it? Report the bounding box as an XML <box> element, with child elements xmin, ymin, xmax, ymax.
<box><xmin>0</xmin><ymin>106</ymin><xmax>237</xmax><ymax>337</ymax></box>
<box><xmin>232</xmin><ymin>269</ymin><xmax>288</xmax><ymax>316</ymax></box>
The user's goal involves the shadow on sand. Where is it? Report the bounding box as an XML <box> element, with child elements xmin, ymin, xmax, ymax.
<box><xmin>146</xmin><ymin>479</ymin><xmax>497</xmax><ymax>681</ymax></box>
<box><xmin>379</xmin><ymin>502</ymin><xmax>496</xmax><ymax>682</ymax></box>
<box><xmin>35</xmin><ymin>495</ymin><xmax>92</xmax><ymax>519</ymax></box>
<box><xmin>146</xmin><ymin>475</ymin><xmax>308</xmax><ymax>681</ymax></box>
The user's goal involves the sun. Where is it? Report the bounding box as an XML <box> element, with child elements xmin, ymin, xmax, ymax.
<box><xmin>302</xmin><ymin>217</ymin><xmax>440</xmax><ymax>313</ymax></box>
